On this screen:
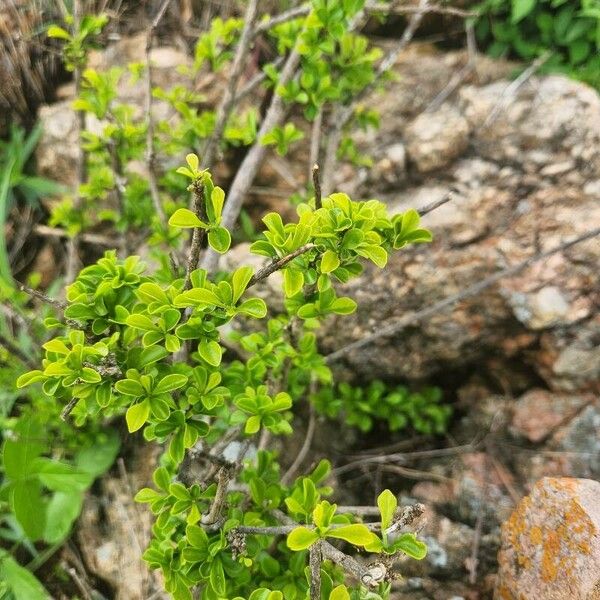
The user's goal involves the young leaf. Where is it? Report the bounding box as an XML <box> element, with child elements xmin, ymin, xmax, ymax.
<box><xmin>329</xmin><ymin>586</ymin><xmax>351</xmax><ymax>600</ymax></box>
<box><xmin>377</xmin><ymin>489</ymin><xmax>397</xmax><ymax>532</ymax></box>
<box><xmin>169</xmin><ymin>208</ymin><xmax>205</xmax><ymax>229</ymax></box>
<box><xmin>208</xmin><ymin>226</ymin><xmax>231</xmax><ymax>253</ymax></box>
<box><xmin>394</xmin><ymin>532</ymin><xmax>428</xmax><ymax>560</ymax></box>
<box><xmin>326</xmin><ymin>524</ymin><xmax>376</xmax><ymax>547</ymax></box>
<box><xmin>286</xmin><ymin>526</ymin><xmax>319</xmax><ymax>551</ymax></box>
<box><xmin>320</xmin><ymin>250</ymin><xmax>340</xmax><ymax>274</ymax></box>
<box><xmin>126</xmin><ymin>400</ymin><xmax>150</xmax><ymax>433</ymax></box>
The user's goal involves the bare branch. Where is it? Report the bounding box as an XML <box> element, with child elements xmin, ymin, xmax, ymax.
<box><xmin>326</xmin><ymin>227</ymin><xmax>600</xmax><ymax>363</ymax></box>
<box><xmin>65</xmin><ymin>0</ymin><xmax>88</xmax><ymax>283</ymax></box>
<box><xmin>281</xmin><ymin>400</ymin><xmax>317</xmax><ymax>485</ymax></box>
<box><xmin>247</xmin><ymin>243</ymin><xmax>316</xmax><ymax>288</ymax></box>
<box><xmin>309</xmin><ymin>541</ymin><xmax>322</xmax><ymax>600</ymax></box>
<box><xmin>321</xmin><ymin>542</ymin><xmax>387</xmax><ymax>588</ymax></box>
<box><xmin>253</xmin><ymin>5</ymin><xmax>310</xmax><ymax>35</ymax></box>
<box><xmin>312</xmin><ymin>163</ymin><xmax>322</xmax><ymax>210</ymax></box>
<box><xmin>200</xmin><ymin>0</ymin><xmax>260</xmax><ymax>170</ymax></box>
<box><xmin>144</xmin><ymin>0</ymin><xmax>172</xmax><ymax>228</ymax></box>
<box><xmin>200</xmin><ymin>29</ymin><xmax>307</xmax><ymax>273</ymax></box>
<box><xmin>18</xmin><ymin>282</ymin><xmax>67</xmax><ymax>310</ymax></box>
<box><xmin>183</xmin><ymin>181</ymin><xmax>207</xmax><ymax>290</ymax></box>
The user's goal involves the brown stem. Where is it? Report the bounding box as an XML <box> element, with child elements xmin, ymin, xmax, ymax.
<box><xmin>309</xmin><ymin>541</ymin><xmax>322</xmax><ymax>600</ymax></box>
<box><xmin>144</xmin><ymin>0</ymin><xmax>172</xmax><ymax>228</ymax></box>
<box><xmin>247</xmin><ymin>243</ymin><xmax>316</xmax><ymax>288</ymax></box>
<box><xmin>183</xmin><ymin>181</ymin><xmax>206</xmax><ymax>290</ymax></box>
<box><xmin>200</xmin><ymin>0</ymin><xmax>260</xmax><ymax>170</ymax></box>
<box><xmin>312</xmin><ymin>164</ymin><xmax>322</xmax><ymax>210</ymax></box>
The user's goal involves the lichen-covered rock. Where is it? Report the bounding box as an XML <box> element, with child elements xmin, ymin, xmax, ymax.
<box><xmin>495</xmin><ymin>477</ymin><xmax>600</xmax><ymax>600</ymax></box>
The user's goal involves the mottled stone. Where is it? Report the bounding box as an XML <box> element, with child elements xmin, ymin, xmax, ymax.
<box><xmin>511</xmin><ymin>390</ymin><xmax>590</xmax><ymax>443</ymax></box>
<box><xmin>495</xmin><ymin>478</ymin><xmax>600</xmax><ymax>600</ymax></box>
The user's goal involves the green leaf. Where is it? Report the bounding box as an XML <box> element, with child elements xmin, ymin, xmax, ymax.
<box><xmin>286</xmin><ymin>526</ymin><xmax>319</xmax><ymax>551</ymax></box>
<box><xmin>126</xmin><ymin>314</ymin><xmax>156</xmax><ymax>331</ymax></box>
<box><xmin>136</xmin><ymin>282</ymin><xmax>169</xmax><ymax>305</ymax></box>
<box><xmin>320</xmin><ymin>250</ymin><xmax>340</xmax><ymax>274</ymax></box>
<box><xmin>511</xmin><ymin>0</ymin><xmax>536</xmax><ymax>23</ymax></box>
<box><xmin>47</xmin><ymin>24</ymin><xmax>71</xmax><ymax>40</ymax></box>
<box><xmin>11</xmin><ymin>479</ymin><xmax>46</xmax><ymax>541</ymax></box>
<box><xmin>154</xmin><ymin>374</ymin><xmax>188</xmax><ymax>394</ymax></box>
<box><xmin>33</xmin><ymin>458</ymin><xmax>92</xmax><ymax>492</ymax></box>
<box><xmin>169</xmin><ymin>208</ymin><xmax>204</xmax><ymax>229</ymax></box>
<box><xmin>237</xmin><ymin>298</ymin><xmax>267</xmax><ymax>318</ymax></box>
<box><xmin>207</xmin><ymin>186</ymin><xmax>225</xmax><ymax>223</ymax></box>
<box><xmin>16</xmin><ymin>370</ymin><xmax>45</xmax><ymax>388</ymax></box>
<box><xmin>198</xmin><ymin>339</ymin><xmax>222</xmax><ymax>367</ymax></box>
<box><xmin>44</xmin><ymin>491</ymin><xmax>84</xmax><ymax>543</ymax></box>
<box><xmin>186</xmin><ymin>153</ymin><xmax>199</xmax><ymax>172</ymax></box>
<box><xmin>394</xmin><ymin>532</ymin><xmax>428</xmax><ymax>560</ymax></box>
<box><xmin>3</xmin><ymin>416</ymin><xmax>45</xmax><ymax>479</ymax></box>
<box><xmin>377</xmin><ymin>489</ymin><xmax>397</xmax><ymax>532</ymax></box>
<box><xmin>126</xmin><ymin>400</ymin><xmax>150</xmax><ymax>433</ymax></box>
<box><xmin>326</xmin><ymin>524</ymin><xmax>376</xmax><ymax>547</ymax></box>
<box><xmin>208</xmin><ymin>226</ymin><xmax>231</xmax><ymax>253</ymax></box>
<box><xmin>330</xmin><ymin>297</ymin><xmax>357</xmax><ymax>315</ymax></box>
<box><xmin>231</xmin><ymin>266</ymin><xmax>254</xmax><ymax>303</ymax></box>
<box><xmin>0</xmin><ymin>549</ymin><xmax>50</xmax><ymax>600</ymax></box>
<box><xmin>209</xmin><ymin>559</ymin><xmax>226</xmax><ymax>595</ymax></box>
<box><xmin>186</xmin><ymin>524</ymin><xmax>209</xmax><ymax>549</ymax></box>
<box><xmin>115</xmin><ymin>379</ymin><xmax>144</xmax><ymax>396</ymax></box>
<box><xmin>329</xmin><ymin>585</ymin><xmax>351</xmax><ymax>600</ymax></box>
<box><xmin>245</xmin><ymin>415</ymin><xmax>261</xmax><ymax>435</ymax></box>
<box><xmin>139</xmin><ymin>346</ymin><xmax>169</xmax><ymax>367</ymax></box>
<box><xmin>283</xmin><ymin>268</ymin><xmax>304</xmax><ymax>297</ymax></box>
<box><xmin>75</xmin><ymin>431</ymin><xmax>119</xmax><ymax>477</ymax></box>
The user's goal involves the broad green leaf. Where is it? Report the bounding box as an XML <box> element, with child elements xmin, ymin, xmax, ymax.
<box><xmin>208</xmin><ymin>226</ymin><xmax>231</xmax><ymax>253</ymax></box>
<box><xmin>11</xmin><ymin>479</ymin><xmax>46</xmax><ymax>541</ymax></box>
<box><xmin>245</xmin><ymin>415</ymin><xmax>261</xmax><ymax>435</ymax></box>
<box><xmin>139</xmin><ymin>346</ymin><xmax>169</xmax><ymax>367</ymax></box>
<box><xmin>283</xmin><ymin>268</ymin><xmax>304</xmax><ymax>297</ymax></box>
<box><xmin>115</xmin><ymin>379</ymin><xmax>144</xmax><ymax>396</ymax></box>
<box><xmin>326</xmin><ymin>524</ymin><xmax>376</xmax><ymax>547</ymax></box>
<box><xmin>0</xmin><ymin>550</ymin><xmax>49</xmax><ymax>600</ymax></box>
<box><xmin>320</xmin><ymin>250</ymin><xmax>340</xmax><ymax>274</ymax></box>
<box><xmin>198</xmin><ymin>339</ymin><xmax>222</xmax><ymax>367</ymax></box>
<box><xmin>329</xmin><ymin>585</ymin><xmax>351</xmax><ymax>600</ymax></box>
<box><xmin>3</xmin><ymin>416</ymin><xmax>45</xmax><ymax>479</ymax></box>
<box><xmin>126</xmin><ymin>400</ymin><xmax>150</xmax><ymax>433</ymax></box>
<box><xmin>209</xmin><ymin>558</ymin><xmax>226</xmax><ymax>595</ymax></box>
<box><xmin>126</xmin><ymin>314</ymin><xmax>156</xmax><ymax>331</ymax></box>
<box><xmin>44</xmin><ymin>491</ymin><xmax>83</xmax><ymax>543</ymax></box>
<box><xmin>169</xmin><ymin>208</ymin><xmax>204</xmax><ymax>229</ymax></box>
<box><xmin>32</xmin><ymin>458</ymin><xmax>92</xmax><ymax>492</ymax></box>
<box><xmin>330</xmin><ymin>297</ymin><xmax>357</xmax><ymax>315</ymax></box>
<box><xmin>511</xmin><ymin>0</ymin><xmax>536</xmax><ymax>23</ymax></box>
<box><xmin>154</xmin><ymin>374</ymin><xmax>188</xmax><ymax>394</ymax></box>
<box><xmin>16</xmin><ymin>370</ymin><xmax>45</xmax><ymax>388</ymax></box>
<box><xmin>231</xmin><ymin>266</ymin><xmax>254</xmax><ymax>302</ymax></box>
<box><xmin>47</xmin><ymin>25</ymin><xmax>71</xmax><ymax>40</ymax></box>
<box><xmin>286</xmin><ymin>526</ymin><xmax>319</xmax><ymax>550</ymax></box>
<box><xmin>237</xmin><ymin>298</ymin><xmax>268</xmax><ymax>318</ymax></box>
<box><xmin>186</xmin><ymin>153</ymin><xmax>199</xmax><ymax>172</ymax></box>
<box><xmin>394</xmin><ymin>532</ymin><xmax>428</xmax><ymax>560</ymax></box>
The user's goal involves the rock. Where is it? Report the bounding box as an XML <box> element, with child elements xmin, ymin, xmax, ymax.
<box><xmin>495</xmin><ymin>477</ymin><xmax>600</xmax><ymax>600</ymax></box>
<box><xmin>510</xmin><ymin>390</ymin><xmax>591</xmax><ymax>443</ymax></box>
<box><xmin>321</xmin><ymin>65</ymin><xmax>600</xmax><ymax>391</ymax></box>
<box><xmin>404</xmin><ymin>104</ymin><xmax>470</xmax><ymax>172</ymax></box>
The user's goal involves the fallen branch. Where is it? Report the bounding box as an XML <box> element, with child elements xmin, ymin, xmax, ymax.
<box><xmin>326</xmin><ymin>227</ymin><xmax>600</xmax><ymax>362</ymax></box>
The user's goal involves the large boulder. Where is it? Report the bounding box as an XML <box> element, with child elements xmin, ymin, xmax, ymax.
<box><xmin>495</xmin><ymin>478</ymin><xmax>600</xmax><ymax>600</ymax></box>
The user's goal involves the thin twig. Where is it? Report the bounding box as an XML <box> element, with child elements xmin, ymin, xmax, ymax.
<box><xmin>201</xmin><ymin>25</ymin><xmax>308</xmax><ymax>273</ymax></box>
<box><xmin>65</xmin><ymin>0</ymin><xmax>87</xmax><ymax>283</ymax></box>
<box><xmin>34</xmin><ymin>224</ymin><xmax>118</xmax><ymax>247</ymax></box>
<box><xmin>247</xmin><ymin>243</ymin><xmax>316</xmax><ymax>288</ymax></box>
<box><xmin>17</xmin><ymin>283</ymin><xmax>67</xmax><ymax>310</ymax></box>
<box><xmin>201</xmin><ymin>0</ymin><xmax>260</xmax><ymax>170</ymax></box>
<box><xmin>417</xmin><ymin>191</ymin><xmax>452</xmax><ymax>216</ymax></box>
<box><xmin>321</xmin><ymin>541</ymin><xmax>386</xmax><ymax>588</ymax></box>
<box><xmin>183</xmin><ymin>181</ymin><xmax>206</xmax><ymax>290</ymax></box>
<box><xmin>201</xmin><ymin>467</ymin><xmax>230</xmax><ymax>526</ymax></box>
<box><xmin>253</xmin><ymin>5</ymin><xmax>310</xmax><ymax>35</ymax></box>
<box><xmin>312</xmin><ymin>164</ymin><xmax>322</xmax><ymax>210</ymax></box>
<box><xmin>281</xmin><ymin>401</ymin><xmax>316</xmax><ymax>485</ymax></box>
<box><xmin>326</xmin><ymin>227</ymin><xmax>600</xmax><ymax>362</ymax></box>
<box><xmin>309</xmin><ymin>108</ymin><xmax>323</xmax><ymax>188</ymax></box>
<box><xmin>145</xmin><ymin>0</ymin><xmax>172</xmax><ymax>227</ymax></box>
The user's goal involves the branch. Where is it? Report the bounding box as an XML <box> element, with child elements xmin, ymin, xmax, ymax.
<box><xmin>281</xmin><ymin>398</ymin><xmax>316</xmax><ymax>485</ymax></box>
<box><xmin>200</xmin><ymin>27</ymin><xmax>307</xmax><ymax>273</ymax></box>
<box><xmin>326</xmin><ymin>226</ymin><xmax>600</xmax><ymax>362</ymax></box>
<box><xmin>144</xmin><ymin>0</ymin><xmax>172</xmax><ymax>228</ymax></box>
<box><xmin>34</xmin><ymin>224</ymin><xmax>118</xmax><ymax>247</ymax></box>
<box><xmin>183</xmin><ymin>181</ymin><xmax>207</xmax><ymax>290</ymax></box>
<box><xmin>253</xmin><ymin>5</ymin><xmax>310</xmax><ymax>35</ymax></box>
<box><xmin>312</xmin><ymin>164</ymin><xmax>322</xmax><ymax>210</ymax></box>
<box><xmin>309</xmin><ymin>541</ymin><xmax>322</xmax><ymax>600</ymax></box>
<box><xmin>65</xmin><ymin>0</ymin><xmax>88</xmax><ymax>283</ymax></box>
<box><xmin>201</xmin><ymin>467</ymin><xmax>230</xmax><ymax>526</ymax></box>
<box><xmin>17</xmin><ymin>283</ymin><xmax>67</xmax><ymax>310</ymax></box>
<box><xmin>247</xmin><ymin>243</ymin><xmax>316</xmax><ymax>288</ymax></box>
<box><xmin>321</xmin><ymin>542</ymin><xmax>387</xmax><ymax>588</ymax></box>
<box><xmin>200</xmin><ymin>0</ymin><xmax>260</xmax><ymax>170</ymax></box>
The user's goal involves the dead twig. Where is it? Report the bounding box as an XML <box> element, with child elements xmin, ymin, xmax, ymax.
<box><xmin>144</xmin><ymin>0</ymin><xmax>173</xmax><ymax>228</ymax></box>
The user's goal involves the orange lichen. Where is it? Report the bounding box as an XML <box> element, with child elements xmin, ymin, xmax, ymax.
<box><xmin>541</xmin><ymin>530</ymin><xmax>560</xmax><ymax>582</ymax></box>
<box><xmin>530</xmin><ymin>526</ymin><xmax>542</xmax><ymax>545</ymax></box>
